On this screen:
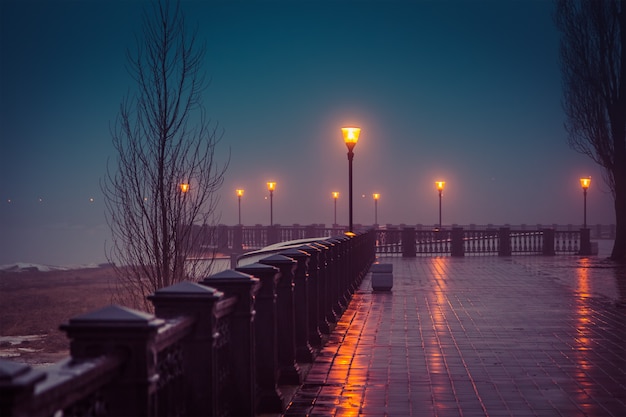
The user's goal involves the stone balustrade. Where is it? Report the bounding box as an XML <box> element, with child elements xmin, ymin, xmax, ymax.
<box><xmin>0</xmin><ymin>230</ymin><xmax>375</xmax><ymax>417</ymax></box>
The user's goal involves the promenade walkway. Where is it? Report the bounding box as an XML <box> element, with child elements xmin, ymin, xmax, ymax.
<box><xmin>283</xmin><ymin>255</ymin><xmax>626</xmax><ymax>416</ymax></box>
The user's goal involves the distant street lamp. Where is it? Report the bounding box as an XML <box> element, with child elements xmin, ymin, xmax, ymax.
<box><xmin>373</xmin><ymin>193</ymin><xmax>380</xmax><ymax>226</ymax></box>
<box><xmin>332</xmin><ymin>191</ymin><xmax>339</xmax><ymax>226</ymax></box>
<box><xmin>179</xmin><ymin>182</ymin><xmax>190</xmax><ymax>258</ymax></box>
<box><xmin>236</xmin><ymin>189</ymin><xmax>244</xmax><ymax>225</ymax></box>
<box><xmin>580</xmin><ymin>177</ymin><xmax>591</xmax><ymax>229</ymax></box>
<box><xmin>342</xmin><ymin>127</ymin><xmax>361</xmax><ymax>233</ymax></box>
<box><xmin>435</xmin><ymin>181</ymin><xmax>445</xmax><ymax>229</ymax></box>
<box><xmin>267</xmin><ymin>181</ymin><xmax>276</xmax><ymax>226</ymax></box>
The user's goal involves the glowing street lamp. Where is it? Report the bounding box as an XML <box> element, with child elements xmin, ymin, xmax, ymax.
<box><xmin>342</xmin><ymin>127</ymin><xmax>361</xmax><ymax>233</ymax></box>
<box><xmin>236</xmin><ymin>189</ymin><xmax>244</xmax><ymax>225</ymax></box>
<box><xmin>580</xmin><ymin>177</ymin><xmax>591</xmax><ymax>229</ymax></box>
<box><xmin>267</xmin><ymin>181</ymin><xmax>276</xmax><ymax>226</ymax></box>
<box><xmin>373</xmin><ymin>193</ymin><xmax>380</xmax><ymax>226</ymax></box>
<box><xmin>179</xmin><ymin>182</ymin><xmax>190</xmax><ymax>253</ymax></box>
<box><xmin>332</xmin><ymin>191</ymin><xmax>339</xmax><ymax>226</ymax></box>
<box><xmin>435</xmin><ymin>181</ymin><xmax>445</xmax><ymax>229</ymax></box>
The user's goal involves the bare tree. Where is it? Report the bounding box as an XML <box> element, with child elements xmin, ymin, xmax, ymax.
<box><xmin>554</xmin><ymin>0</ymin><xmax>626</xmax><ymax>261</ymax></box>
<box><xmin>102</xmin><ymin>0</ymin><xmax>228</xmax><ymax>309</ymax></box>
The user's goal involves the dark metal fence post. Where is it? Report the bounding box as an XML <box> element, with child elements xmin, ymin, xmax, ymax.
<box><xmin>268</xmin><ymin>225</ymin><xmax>280</xmax><ymax>245</ymax></box>
<box><xmin>201</xmin><ymin>270</ymin><xmax>260</xmax><ymax>416</ymax></box>
<box><xmin>498</xmin><ymin>227</ymin><xmax>511</xmax><ymax>256</ymax></box>
<box><xmin>311</xmin><ymin>241</ymin><xmax>332</xmax><ymax>335</ymax></box>
<box><xmin>259</xmin><ymin>254</ymin><xmax>301</xmax><ymax>385</ymax></box>
<box><xmin>542</xmin><ymin>228</ymin><xmax>555</xmax><ymax>256</ymax></box>
<box><xmin>298</xmin><ymin>244</ymin><xmax>323</xmax><ymax>348</ymax></box>
<box><xmin>579</xmin><ymin>228</ymin><xmax>592</xmax><ymax>255</ymax></box>
<box><xmin>451</xmin><ymin>227</ymin><xmax>465</xmax><ymax>257</ymax></box>
<box><xmin>346</xmin><ymin>234</ymin><xmax>357</xmax><ymax>292</ymax></box>
<box><xmin>59</xmin><ymin>305</ymin><xmax>165</xmax><ymax>417</ymax></box>
<box><xmin>235</xmin><ymin>262</ymin><xmax>283</xmax><ymax>413</ymax></box>
<box><xmin>233</xmin><ymin>224</ymin><xmax>243</xmax><ymax>252</ymax></box>
<box><xmin>148</xmin><ymin>282</ymin><xmax>226</xmax><ymax>417</ymax></box>
<box><xmin>217</xmin><ymin>224</ymin><xmax>229</xmax><ymax>251</ymax></box>
<box><xmin>402</xmin><ymin>227</ymin><xmax>416</xmax><ymax>258</ymax></box>
<box><xmin>0</xmin><ymin>360</ymin><xmax>45</xmax><ymax>416</ymax></box>
<box><xmin>328</xmin><ymin>236</ymin><xmax>349</xmax><ymax>312</ymax></box>
<box><xmin>279</xmin><ymin>248</ymin><xmax>314</xmax><ymax>363</ymax></box>
<box><xmin>324</xmin><ymin>238</ymin><xmax>343</xmax><ymax>319</ymax></box>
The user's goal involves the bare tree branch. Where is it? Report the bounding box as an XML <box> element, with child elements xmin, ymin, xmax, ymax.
<box><xmin>102</xmin><ymin>0</ymin><xmax>229</xmax><ymax>309</ymax></box>
<box><xmin>554</xmin><ymin>0</ymin><xmax>626</xmax><ymax>260</ymax></box>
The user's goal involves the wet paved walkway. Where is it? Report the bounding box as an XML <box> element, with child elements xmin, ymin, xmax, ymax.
<box><xmin>283</xmin><ymin>256</ymin><xmax>626</xmax><ymax>416</ymax></box>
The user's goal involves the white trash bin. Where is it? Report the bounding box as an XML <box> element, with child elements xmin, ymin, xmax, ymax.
<box><xmin>370</xmin><ymin>263</ymin><xmax>393</xmax><ymax>291</ymax></box>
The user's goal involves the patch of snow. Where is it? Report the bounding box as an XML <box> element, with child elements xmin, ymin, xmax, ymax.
<box><xmin>17</xmin><ymin>347</ymin><xmax>43</xmax><ymax>353</ymax></box>
<box><xmin>0</xmin><ymin>263</ymin><xmax>66</xmax><ymax>272</ymax></box>
<box><xmin>0</xmin><ymin>262</ymin><xmax>103</xmax><ymax>272</ymax></box>
<box><xmin>0</xmin><ymin>335</ymin><xmax>47</xmax><ymax>345</ymax></box>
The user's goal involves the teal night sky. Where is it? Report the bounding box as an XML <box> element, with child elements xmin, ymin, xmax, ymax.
<box><xmin>0</xmin><ymin>0</ymin><xmax>614</xmax><ymax>265</ymax></box>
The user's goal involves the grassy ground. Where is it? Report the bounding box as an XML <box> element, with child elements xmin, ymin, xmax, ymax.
<box><xmin>0</xmin><ymin>266</ymin><xmax>119</xmax><ymax>366</ymax></box>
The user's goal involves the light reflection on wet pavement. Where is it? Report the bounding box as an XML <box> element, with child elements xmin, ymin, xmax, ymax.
<box><xmin>283</xmin><ymin>256</ymin><xmax>626</xmax><ymax>416</ymax></box>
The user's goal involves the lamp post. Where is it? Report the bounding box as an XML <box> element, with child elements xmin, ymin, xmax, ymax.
<box><xmin>342</xmin><ymin>127</ymin><xmax>360</xmax><ymax>233</ymax></box>
<box><xmin>267</xmin><ymin>181</ymin><xmax>276</xmax><ymax>226</ymax></box>
<box><xmin>332</xmin><ymin>191</ymin><xmax>339</xmax><ymax>226</ymax></box>
<box><xmin>373</xmin><ymin>193</ymin><xmax>380</xmax><ymax>226</ymax></box>
<box><xmin>179</xmin><ymin>182</ymin><xmax>190</xmax><ymax>267</ymax></box>
<box><xmin>580</xmin><ymin>177</ymin><xmax>591</xmax><ymax>229</ymax></box>
<box><xmin>236</xmin><ymin>189</ymin><xmax>244</xmax><ymax>225</ymax></box>
<box><xmin>435</xmin><ymin>181</ymin><xmax>445</xmax><ymax>230</ymax></box>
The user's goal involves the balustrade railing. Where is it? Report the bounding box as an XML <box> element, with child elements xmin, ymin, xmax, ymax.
<box><xmin>198</xmin><ymin>224</ymin><xmax>615</xmax><ymax>256</ymax></box>
<box><xmin>213</xmin><ymin>224</ymin><xmax>347</xmax><ymax>253</ymax></box>
<box><xmin>373</xmin><ymin>227</ymin><xmax>593</xmax><ymax>257</ymax></box>
<box><xmin>196</xmin><ymin>223</ymin><xmax>611</xmax><ymax>255</ymax></box>
<box><xmin>464</xmin><ymin>229</ymin><xmax>499</xmax><ymax>255</ymax></box>
<box><xmin>555</xmin><ymin>230</ymin><xmax>582</xmax><ymax>254</ymax></box>
<box><xmin>416</xmin><ymin>229</ymin><xmax>452</xmax><ymax>255</ymax></box>
<box><xmin>375</xmin><ymin>228</ymin><xmax>402</xmax><ymax>255</ymax></box>
<box><xmin>0</xmin><ymin>230</ymin><xmax>376</xmax><ymax>417</ymax></box>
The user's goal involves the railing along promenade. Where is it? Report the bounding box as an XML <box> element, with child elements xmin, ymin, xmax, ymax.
<box><xmin>211</xmin><ymin>223</ymin><xmax>612</xmax><ymax>256</ymax></box>
<box><xmin>0</xmin><ymin>231</ymin><xmax>376</xmax><ymax>417</ymax></box>
<box><xmin>377</xmin><ymin>227</ymin><xmax>593</xmax><ymax>256</ymax></box>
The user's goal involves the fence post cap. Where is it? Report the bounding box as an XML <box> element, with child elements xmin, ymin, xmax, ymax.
<box><xmin>280</xmin><ymin>248</ymin><xmax>310</xmax><ymax>259</ymax></box>
<box><xmin>259</xmin><ymin>254</ymin><xmax>297</xmax><ymax>265</ymax></box>
<box><xmin>297</xmin><ymin>244</ymin><xmax>321</xmax><ymax>255</ymax></box>
<box><xmin>205</xmin><ymin>269</ymin><xmax>256</xmax><ymax>282</ymax></box>
<box><xmin>236</xmin><ymin>262</ymin><xmax>279</xmax><ymax>274</ymax></box>
<box><xmin>152</xmin><ymin>281</ymin><xmax>224</xmax><ymax>298</ymax></box>
<box><xmin>0</xmin><ymin>359</ymin><xmax>46</xmax><ymax>388</ymax></box>
<box><xmin>61</xmin><ymin>304</ymin><xmax>163</xmax><ymax>330</ymax></box>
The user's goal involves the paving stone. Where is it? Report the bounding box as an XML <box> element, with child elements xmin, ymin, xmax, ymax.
<box><xmin>283</xmin><ymin>256</ymin><xmax>626</xmax><ymax>416</ymax></box>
